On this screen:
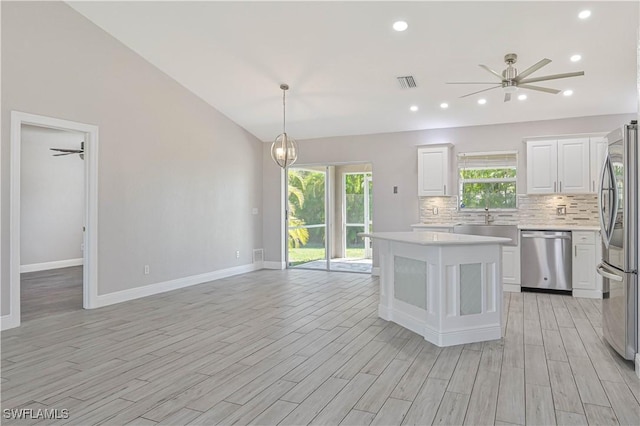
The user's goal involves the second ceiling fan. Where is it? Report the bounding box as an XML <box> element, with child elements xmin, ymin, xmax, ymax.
<box><xmin>448</xmin><ymin>53</ymin><xmax>585</xmax><ymax>102</ymax></box>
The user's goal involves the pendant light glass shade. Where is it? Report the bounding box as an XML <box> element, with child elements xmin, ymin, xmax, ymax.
<box><xmin>270</xmin><ymin>84</ymin><xmax>298</xmax><ymax>168</ymax></box>
<box><xmin>271</xmin><ymin>132</ymin><xmax>298</xmax><ymax>168</ymax></box>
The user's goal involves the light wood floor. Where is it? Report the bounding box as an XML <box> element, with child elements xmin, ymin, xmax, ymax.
<box><xmin>1</xmin><ymin>269</ymin><xmax>639</xmax><ymax>425</ymax></box>
<box><xmin>20</xmin><ymin>266</ymin><xmax>83</xmax><ymax>322</ymax></box>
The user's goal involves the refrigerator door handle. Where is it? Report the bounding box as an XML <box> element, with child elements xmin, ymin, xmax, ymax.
<box><xmin>598</xmin><ymin>156</ymin><xmax>617</xmax><ymax>248</ymax></box>
<box><xmin>596</xmin><ymin>264</ymin><xmax>624</xmax><ymax>282</ymax></box>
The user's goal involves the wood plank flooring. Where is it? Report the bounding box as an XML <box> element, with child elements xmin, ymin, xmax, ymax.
<box><xmin>2</xmin><ymin>269</ymin><xmax>639</xmax><ymax>425</ymax></box>
<box><xmin>20</xmin><ymin>266</ymin><xmax>83</xmax><ymax>322</ymax></box>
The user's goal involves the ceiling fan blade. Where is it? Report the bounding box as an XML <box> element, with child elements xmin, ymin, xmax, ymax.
<box><xmin>53</xmin><ymin>152</ymin><xmax>73</xmax><ymax>156</ymax></box>
<box><xmin>446</xmin><ymin>82</ymin><xmax>502</xmax><ymax>85</ymax></box>
<box><xmin>515</xmin><ymin>58</ymin><xmax>551</xmax><ymax>81</ymax></box>
<box><xmin>478</xmin><ymin>65</ymin><xmax>504</xmax><ymax>81</ymax></box>
<box><xmin>460</xmin><ymin>85</ymin><xmax>501</xmax><ymax>98</ymax></box>
<box><xmin>519</xmin><ymin>84</ymin><xmax>562</xmax><ymax>94</ymax></box>
<box><xmin>50</xmin><ymin>148</ymin><xmax>82</xmax><ymax>153</ymax></box>
<box><xmin>504</xmin><ymin>93</ymin><xmax>511</xmax><ymax>102</ymax></box>
<box><xmin>518</xmin><ymin>71</ymin><xmax>584</xmax><ymax>85</ymax></box>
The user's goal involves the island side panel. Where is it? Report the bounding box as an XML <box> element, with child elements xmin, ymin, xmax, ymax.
<box><xmin>433</xmin><ymin>244</ymin><xmax>503</xmax><ymax>346</ymax></box>
<box><xmin>376</xmin><ymin>239</ymin><xmax>503</xmax><ymax>347</ymax></box>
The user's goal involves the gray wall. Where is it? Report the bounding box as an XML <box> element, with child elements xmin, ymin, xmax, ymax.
<box><xmin>262</xmin><ymin>113</ymin><xmax>635</xmax><ymax>264</ymax></box>
<box><xmin>21</xmin><ymin>125</ymin><xmax>84</xmax><ymax>266</ymax></box>
<box><xmin>1</xmin><ymin>2</ymin><xmax>264</xmax><ymax>314</ymax></box>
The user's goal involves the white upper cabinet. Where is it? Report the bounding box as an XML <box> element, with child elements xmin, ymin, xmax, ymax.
<box><xmin>526</xmin><ymin>140</ymin><xmax>558</xmax><ymax>193</ymax></box>
<box><xmin>557</xmin><ymin>138</ymin><xmax>590</xmax><ymax>193</ymax></box>
<box><xmin>590</xmin><ymin>136</ymin><xmax>608</xmax><ymax>193</ymax></box>
<box><xmin>526</xmin><ymin>138</ymin><xmax>591</xmax><ymax>194</ymax></box>
<box><xmin>418</xmin><ymin>146</ymin><xmax>451</xmax><ymax>196</ymax></box>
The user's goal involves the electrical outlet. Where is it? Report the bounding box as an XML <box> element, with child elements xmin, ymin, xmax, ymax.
<box><xmin>236</xmin><ymin>251</ymin><xmax>240</xmax><ymax>259</ymax></box>
<box><xmin>144</xmin><ymin>265</ymin><xmax>150</xmax><ymax>275</ymax></box>
<box><xmin>433</xmin><ymin>207</ymin><xmax>439</xmax><ymax>215</ymax></box>
<box><xmin>393</xmin><ymin>186</ymin><xmax>398</xmax><ymax>194</ymax></box>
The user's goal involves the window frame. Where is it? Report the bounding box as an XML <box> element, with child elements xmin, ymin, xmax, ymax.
<box><xmin>458</xmin><ymin>151</ymin><xmax>518</xmax><ymax>211</ymax></box>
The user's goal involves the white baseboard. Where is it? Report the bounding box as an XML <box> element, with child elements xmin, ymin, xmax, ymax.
<box><xmin>423</xmin><ymin>323</ymin><xmax>502</xmax><ymax>347</ymax></box>
<box><xmin>94</xmin><ymin>263</ymin><xmax>262</xmax><ymax>308</ymax></box>
<box><xmin>572</xmin><ymin>289</ymin><xmax>603</xmax><ymax>299</ymax></box>
<box><xmin>503</xmin><ymin>283</ymin><xmax>521</xmax><ymax>293</ymax></box>
<box><xmin>372</xmin><ymin>267</ymin><xmax>380</xmax><ymax>276</ymax></box>
<box><xmin>1</xmin><ymin>313</ymin><xmax>20</xmax><ymax>331</ymax></box>
<box><xmin>20</xmin><ymin>258</ymin><xmax>83</xmax><ymax>273</ymax></box>
<box><xmin>263</xmin><ymin>261</ymin><xmax>286</xmax><ymax>270</ymax></box>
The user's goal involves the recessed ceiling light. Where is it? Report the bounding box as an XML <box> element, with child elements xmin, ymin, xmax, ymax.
<box><xmin>563</xmin><ymin>89</ymin><xmax>574</xmax><ymax>96</ymax></box>
<box><xmin>578</xmin><ymin>10</ymin><xmax>591</xmax><ymax>19</ymax></box>
<box><xmin>393</xmin><ymin>21</ymin><xmax>408</xmax><ymax>32</ymax></box>
<box><xmin>570</xmin><ymin>54</ymin><xmax>582</xmax><ymax>62</ymax></box>
<box><xmin>440</xmin><ymin>103</ymin><xmax>449</xmax><ymax>109</ymax></box>
<box><xmin>477</xmin><ymin>98</ymin><xmax>487</xmax><ymax>105</ymax></box>
<box><xmin>518</xmin><ymin>94</ymin><xmax>527</xmax><ymax>101</ymax></box>
<box><xmin>410</xmin><ymin>105</ymin><xmax>419</xmax><ymax>112</ymax></box>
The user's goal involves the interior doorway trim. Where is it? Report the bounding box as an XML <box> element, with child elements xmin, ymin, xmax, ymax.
<box><xmin>4</xmin><ymin>111</ymin><xmax>99</xmax><ymax>330</ymax></box>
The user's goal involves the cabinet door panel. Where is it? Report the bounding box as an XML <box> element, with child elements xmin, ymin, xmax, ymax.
<box><xmin>527</xmin><ymin>140</ymin><xmax>557</xmax><ymax>194</ymax></box>
<box><xmin>572</xmin><ymin>244</ymin><xmax>596</xmax><ymax>290</ymax></box>
<box><xmin>558</xmin><ymin>138</ymin><xmax>590</xmax><ymax>193</ymax></box>
<box><xmin>502</xmin><ymin>246</ymin><xmax>520</xmax><ymax>285</ymax></box>
<box><xmin>418</xmin><ymin>147</ymin><xmax>449</xmax><ymax>196</ymax></box>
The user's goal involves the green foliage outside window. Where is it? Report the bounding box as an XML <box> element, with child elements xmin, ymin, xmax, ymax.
<box><xmin>459</xmin><ymin>167</ymin><xmax>517</xmax><ymax>209</ymax></box>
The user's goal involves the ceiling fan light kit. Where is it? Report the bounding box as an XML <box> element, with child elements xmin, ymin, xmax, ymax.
<box><xmin>447</xmin><ymin>53</ymin><xmax>585</xmax><ymax>103</ymax></box>
<box><xmin>270</xmin><ymin>84</ymin><xmax>298</xmax><ymax>169</ymax></box>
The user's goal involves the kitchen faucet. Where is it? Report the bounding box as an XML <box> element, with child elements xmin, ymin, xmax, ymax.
<box><xmin>484</xmin><ymin>207</ymin><xmax>494</xmax><ymax>225</ymax></box>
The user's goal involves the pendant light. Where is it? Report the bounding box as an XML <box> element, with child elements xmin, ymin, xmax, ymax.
<box><xmin>270</xmin><ymin>84</ymin><xmax>298</xmax><ymax>168</ymax></box>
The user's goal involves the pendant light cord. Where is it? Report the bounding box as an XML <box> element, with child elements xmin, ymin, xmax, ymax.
<box><xmin>282</xmin><ymin>88</ymin><xmax>286</xmax><ymax>134</ymax></box>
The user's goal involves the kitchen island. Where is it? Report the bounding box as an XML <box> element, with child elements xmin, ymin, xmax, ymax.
<box><xmin>361</xmin><ymin>231</ymin><xmax>511</xmax><ymax>346</ymax></box>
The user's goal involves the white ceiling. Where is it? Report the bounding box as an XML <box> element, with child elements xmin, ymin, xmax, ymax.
<box><xmin>67</xmin><ymin>1</ymin><xmax>638</xmax><ymax>141</ymax></box>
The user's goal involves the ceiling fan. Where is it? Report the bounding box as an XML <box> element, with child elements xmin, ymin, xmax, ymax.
<box><xmin>50</xmin><ymin>141</ymin><xmax>84</xmax><ymax>159</ymax></box>
<box><xmin>447</xmin><ymin>53</ymin><xmax>585</xmax><ymax>102</ymax></box>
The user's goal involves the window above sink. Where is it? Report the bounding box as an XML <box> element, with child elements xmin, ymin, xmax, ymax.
<box><xmin>458</xmin><ymin>151</ymin><xmax>518</xmax><ymax>211</ymax></box>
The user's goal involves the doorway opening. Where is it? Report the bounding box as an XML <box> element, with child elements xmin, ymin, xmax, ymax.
<box><xmin>286</xmin><ymin>163</ymin><xmax>373</xmax><ymax>273</ymax></box>
<box><xmin>20</xmin><ymin>125</ymin><xmax>85</xmax><ymax>321</ymax></box>
<box><xmin>4</xmin><ymin>112</ymin><xmax>99</xmax><ymax>330</ymax></box>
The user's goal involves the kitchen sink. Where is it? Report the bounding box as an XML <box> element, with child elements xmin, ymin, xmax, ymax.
<box><xmin>452</xmin><ymin>224</ymin><xmax>518</xmax><ymax>246</ymax></box>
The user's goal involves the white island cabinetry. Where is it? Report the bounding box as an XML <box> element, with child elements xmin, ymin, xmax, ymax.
<box><xmin>362</xmin><ymin>231</ymin><xmax>510</xmax><ymax>346</ymax></box>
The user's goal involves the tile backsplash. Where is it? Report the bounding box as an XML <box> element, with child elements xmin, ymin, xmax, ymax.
<box><xmin>418</xmin><ymin>194</ymin><xmax>599</xmax><ymax>226</ymax></box>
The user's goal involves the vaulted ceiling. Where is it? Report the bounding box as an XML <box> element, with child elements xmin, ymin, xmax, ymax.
<box><xmin>68</xmin><ymin>1</ymin><xmax>638</xmax><ymax>141</ymax></box>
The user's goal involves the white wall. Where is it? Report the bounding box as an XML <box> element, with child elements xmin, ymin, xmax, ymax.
<box><xmin>20</xmin><ymin>125</ymin><xmax>84</xmax><ymax>268</ymax></box>
<box><xmin>1</xmin><ymin>2</ymin><xmax>264</xmax><ymax>315</ymax></box>
<box><xmin>263</xmin><ymin>113</ymin><xmax>636</xmax><ymax>265</ymax></box>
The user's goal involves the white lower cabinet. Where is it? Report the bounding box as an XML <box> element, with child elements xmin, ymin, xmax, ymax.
<box><xmin>572</xmin><ymin>231</ymin><xmax>602</xmax><ymax>298</ymax></box>
<box><xmin>502</xmin><ymin>245</ymin><xmax>521</xmax><ymax>292</ymax></box>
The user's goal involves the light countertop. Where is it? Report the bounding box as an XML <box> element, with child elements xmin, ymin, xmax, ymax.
<box><xmin>410</xmin><ymin>223</ymin><xmax>458</xmax><ymax>228</ymax></box>
<box><xmin>517</xmin><ymin>224</ymin><xmax>600</xmax><ymax>231</ymax></box>
<box><xmin>360</xmin><ymin>231</ymin><xmax>511</xmax><ymax>246</ymax></box>
<box><xmin>411</xmin><ymin>223</ymin><xmax>600</xmax><ymax>231</ymax></box>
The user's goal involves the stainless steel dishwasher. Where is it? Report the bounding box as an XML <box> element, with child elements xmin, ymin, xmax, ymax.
<box><xmin>521</xmin><ymin>230</ymin><xmax>572</xmax><ymax>291</ymax></box>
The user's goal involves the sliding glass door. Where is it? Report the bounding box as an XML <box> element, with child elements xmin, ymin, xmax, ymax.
<box><xmin>287</xmin><ymin>167</ymin><xmax>327</xmax><ymax>269</ymax></box>
<box><xmin>344</xmin><ymin>172</ymin><xmax>373</xmax><ymax>265</ymax></box>
<box><xmin>286</xmin><ymin>165</ymin><xmax>373</xmax><ymax>273</ymax></box>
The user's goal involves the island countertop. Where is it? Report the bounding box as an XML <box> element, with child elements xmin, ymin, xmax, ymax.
<box><xmin>360</xmin><ymin>231</ymin><xmax>511</xmax><ymax>246</ymax></box>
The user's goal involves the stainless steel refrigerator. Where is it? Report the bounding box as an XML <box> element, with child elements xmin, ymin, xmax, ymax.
<box><xmin>597</xmin><ymin>121</ymin><xmax>638</xmax><ymax>360</ymax></box>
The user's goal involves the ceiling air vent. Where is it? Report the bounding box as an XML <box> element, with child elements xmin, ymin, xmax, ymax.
<box><xmin>397</xmin><ymin>76</ymin><xmax>417</xmax><ymax>89</ymax></box>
